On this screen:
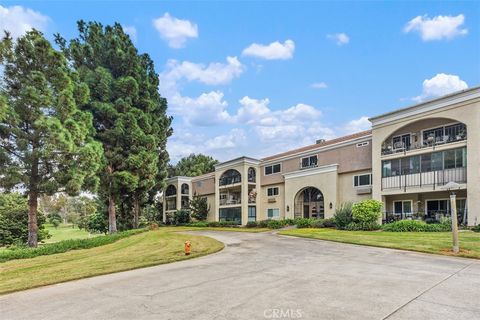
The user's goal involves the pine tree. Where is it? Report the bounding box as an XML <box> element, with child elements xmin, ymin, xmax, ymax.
<box><xmin>0</xmin><ymin>30</ymin><xmax>103</xmax><ymax>247</ymax></box>
<box><xmin>56</xmin><ymin>21</ymin><xmax>172</xmax><ymax>232</ymax></box>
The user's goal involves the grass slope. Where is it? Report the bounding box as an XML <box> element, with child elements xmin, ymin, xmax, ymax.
<box><xmin>44</xmin><ymin>223</ymin><xmax>99</xmax><ymax>243</ymax></box>
<box><xmin>280</xmin><ymin>228</ymin><xmax>480</xmax><ymax>259</ymax></box>
<box><xmin>0</xmin><ymin>228</ymin><xmax>223</xmax><ymax>295</ymax></box>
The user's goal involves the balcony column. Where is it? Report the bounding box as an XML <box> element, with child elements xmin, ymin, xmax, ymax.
<box><xmin>467</xmin><ymin>131</ymin><xmax>480</xmax><ymax>226</ymax></box>
<box><xmin>241</xmin><ymin>165</ymin><xmax>249</xmax><ymax>225</ymax></box>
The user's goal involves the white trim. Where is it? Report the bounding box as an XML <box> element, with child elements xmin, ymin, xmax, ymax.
<box><xmin>420</xmin><ymin>121</ymin><xmax>464</xmax><ymax>145</ymax></box>
<box><xmin>353</xmin><ymin>173</ymin><xmax>372</xmax><ymax>188</ymax></box>
<box><xmin>261</xmin><ymin>135</ymin><xmax>371</xmax><ymax>165</ymax></box>
<box><xmin>267</xmin><ymin>186</ymin><xmax>279</xmax><ymax>196</ymax></box>
<box><xmin>267</xmin><ymin>208</ymin><xmax>280</xmax><ymax>219</ymax></box>
<box><xmin>424</xmin><ymin>197</ymin><xmax>466</xmax><ymax>215</ymax></box>
<box><xmin>393</xmin><ymin>200</ymin><xmax>413</xmax><ymax>214</ymax></box>
<box><xmin>370</xmin><ymin>86</ymin><xmax>480</xmax><ymax>127</ymax></box>
<box><xmin>215</xmin><ymin>156</ymin><xmax>261</xmax><ymax>170</ymax></box>
<box><xmin>300</xmin><ymin>154</ymin><xmax>318</xmax><ymax>169</ymax></box>
<box><xmin>264</xmin><ymin>163</ymin><xmax>282</xmax><ymax>176</ymax></box>
<box><xmin>356</xmin><ymin>141</ymin><xmax>369</xmax><ymax>147</ymax></box>
<box><xmin>284</xmin><ymin>164</ymin><xmax>338</xmax><ymax>180</ymax></box>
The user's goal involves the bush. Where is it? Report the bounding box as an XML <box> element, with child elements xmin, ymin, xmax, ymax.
<box><xmin>346</xmin><ymin>222</ymin><xmax>381</xmax><ymax>231</ymax></box>
<box><xmin>352</xmin><ymin>200</ymin><xmax>382</xmax><ymax>224</ymax></box>
<box><xmin>173</xmin><ymin>210</ymin><xmax>191</xmax><ymax>225</ymax></box>
<box><xmin>309</xmin><ymin>218</ymin><xmax>336</xmax><ymax>228</ymax></box>
<box><xmin>284</xmin><ymin>219</ymin><xmax>296</xmax><ymax>226</ymax></box>
<box><xmin>246</xmin><ymin>221</ymin><xmax>258</xmax><ymax>228</ymax></box>
<box><xmin>207</xmin><ymin>221</ymin><xmax>220</xmax><ymax>227</ymax></box>
<box><xmin>0</xmin><ymin>193</ymin><xmax>49</xmax><ymax>246</ymax></box>
<box><xmin>382</xmin><ymin>219</ymin><xmax>451</xmax><ymax>232</ymax></box>
<box><xmin>333</xmin><ymin>203</ymin><xmax>353</xmax><ymax>230</ymax></box>
<box><xmin>472</xmin><ymin>225</ymin><xmax>480</xmax><ymax>232</ymax></box>
<box><xmin>267</xmin><ymin>220</ymin><xmax>284</xmax><ymax>229</ymax></box>
<box><xmin>85</xmin><ymin>211</ymin><xmax>108</xmax><ymax>234</ymax></box>
<box><xmin>323</xmin><ymin>218</ymin><xmax>336</xmax><ymax>228</ymax></box>
<box><xmin>257</xmin><ymin>220</ymin><xmax>269</xmax><ymax>228</ymax></box>
<box><xmin>0</xmin><ymin>229</ymin><xmax>146</xmax><ymax>262</ymax></box>
<box><xmin>149</xmin><ymin>223</ymin><xmax>159</xmax><ymax>230</ymax></box>
<box><xmin>295</xmin><ymin>218</ymin><xmax>313</xmax><ymax>228</ymax></box>
<box><xmin>188</xmin><ymin>221</ymin><xmax>209</xmax><ymax>227</ymax></box>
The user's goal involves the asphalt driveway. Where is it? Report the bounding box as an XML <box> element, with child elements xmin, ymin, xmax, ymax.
<box><xmin>1</xmin><ymin>231</ymin><xmax>479</xmax><ymax>320</ymax></box>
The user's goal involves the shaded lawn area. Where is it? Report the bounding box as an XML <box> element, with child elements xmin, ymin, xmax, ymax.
<box><xmin>174</xmin><ymin>226</ymin><xmax>270</xmax><ymax>233</ymax></box>
<box><xmin>279</xmin><ymin>228</ymin><xmax>480</xmax><ymax>259</ymax></box>
<box><xmin>0</xmin><ymin>228</ymin><xmax>223</xmax><ymax>295</ymax></box>
<box><xmin>44</xmin><ymin>223</ymin><xmax>100</xmax><ymax>243</ymax></box>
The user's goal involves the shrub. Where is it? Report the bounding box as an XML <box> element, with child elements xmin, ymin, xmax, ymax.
<box><xmin>309</xmin><ymin>218</ymin><xmax>336</xmax><ymax>228</ymax></box>
<box><xmin>0</xmin><ymin>229</ymin><xmax>146</xmax><ymax>262</ymax></box>
<box><xmin>188</xmin><ymin>195</ymin><xmax>210</xmax><ymax>221</ymax></box>
<box><xmin>295</xmin><ymin>218</ymin><xmax>313</xmax><ymax>228</ymax></box>
<box><xmin>173</xmin><ymin>210</ymin><xmax>191</xmax><ymax>225</ymax></box>
<box><xmin>334</xmin><ymin>202</ymin><xmax>353</xmax><ymax>230</ymax></box>
<box><xmin>472</xmin><ymin>225</ymin><xmax>480</xmax><ymax>232</ymax></box>
<box><xmin>246</xmin><ymin>221</ymin><xmax>258</xmax><ymax>228</ymax></box>
<box><xmin>189</xmin><ymin>221</ymin><xmax>209</xmax><ymax>227</ymax></box>
<box><xmin>284</xmin><ymin>219</ymin><xmax>296</xmax><ymax>226</ymax></box>
<box><xmin>207</xmin><ymin>221</ymin><xmax>220</xmax><ymax>227</ymax></box>
<box><xmin>0</xmin><ymin>193</ymin><xmax>49</xmax><ymax>246</ymax></box>
<box><xmin>382</xmin><ymin>220</ymin><xmax>451</xmax><ymax>232</ymax></box>
<box><xmin>85</xmin><ymin>211</ymin><xmax>108</xmax><ymax>234</ymax></box>
<box><xmin>346</xmin><ymin>222</ymin><xmax>381</xmax><ymax>231</ymax></box>
<box><xmin>149</xmin><ymin>223</ymin><xmax>159</xmax><ymax>230</ymax></box>
<box><xmin>267</xmin><ymin>220</ymin><xmax>284</xmax><ymax>229</ymax></box>
<box><xmin>257</xmin><ymin>220</ymin><xmax>269</xmax><ymax>228</ymax></box>
<box><xmin>352</xmin><ymin>200</ymin><xmax>382</xmax><ymax>224</ymax></box>
<box><xmin>323</xmin><ymin>218</ymin><xmax>336</xmax><ymax>228</ymax></box>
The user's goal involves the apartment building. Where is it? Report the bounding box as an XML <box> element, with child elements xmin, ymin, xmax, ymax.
<box><xmin>163</xmin><ymin>86</ymin><xmax>480</xmax><ymax>226</ymax></box>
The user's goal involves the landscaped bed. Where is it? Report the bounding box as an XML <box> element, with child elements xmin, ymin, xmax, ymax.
<box><xmin>0</xmin><ymin>228</ymin><xmax>224</xmax><ymax>295</ymax></box>
<box><xmin>279</xmin><ymin>228</ymin><xmax>480</xmax><ymax>259</ymax></box>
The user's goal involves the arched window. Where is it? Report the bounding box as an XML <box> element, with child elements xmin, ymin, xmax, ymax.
<box><xmin>219</xmin><ymin>169</ymin><xmax>241</xmax><ymax>186</ymax></box>
<box><xmin>165</xmin><ymin>185</ymin><xmax>177</xmax><ymax>196</ymax></box>
<box><xmin>248</xmin><ymin>167</ymin><xmax>256</xmax><ymax>182</ymax></box>
<box><xmin>181</xmin><ymin>183</ymin><xmax>189</xmax><ymax>195</ymax></box>
<box><xmin>294</xmin><ymin>187</ymin><xmax>324</xmax><ymax>219</ymax></box>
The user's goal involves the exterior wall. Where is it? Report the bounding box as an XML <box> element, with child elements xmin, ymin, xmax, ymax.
<box><xmin>337</xmin><ymin>171</ymin><xmax>372</xmax><ymax>204</ymax></box>
<box><xmin>371</xmin><ymin>90</ymin><xmax>480</xmax><ymax>225</ymax></box>
<box><xmin>162</xmin><ymin>177</ymin><xmax>192</xmax><ymax>222</ymax></box>
<box><xmin>192</xmin><ymin>175</ymin><xmax>215</xmax><ymax>195</ymax></box>
<box><xmin>258</xmin><ymin>184</ymin><xmax>286</xmax><ymax>220</ymax></box>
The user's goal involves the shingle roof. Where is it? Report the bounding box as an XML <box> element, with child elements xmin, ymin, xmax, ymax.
<box><xmin>261</xmin><ymin>130</ymin><xmax>372</xmax><ymax>161</ymax></box>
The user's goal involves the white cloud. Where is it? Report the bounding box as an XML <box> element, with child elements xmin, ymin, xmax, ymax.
<box><xmin>0</xmin><ymin>5</ymin><xmax>49</xmax><ymax>39</ymax></box>
<box><xmin>204</xmin><ymin>128</ymin><xmax>246</xmax><ymax>150</ymax></box>
<box><xmin>342</xmin><ymin>116</ymin><xmax>371</xmax><ymax>134</ymax></box>
<box><xmin>235</xmin><ymin>96</ymin><xmax>271</xmax><ymax>124</ymax></box>
<box><xmin>413</xmin><ymin>73</ymin><xmax>468</xmax><ymax>102</ymax></box>
<box><xmin>404</xmin><ymin>14</ymin><xmax>468</xmax><ymax>41</ymax></box>
<box><xmin>169</xmin><ymin>91</ymin><xmax>231</xmax><ymax>126</ymax></box>
<box><xmin>152</xmin><ymin>12</ymin><xmax>198</xmax><ymax>48</ymax></box>
<box><xmin>327</xmin><ymin>33</ymin><xmax>349</xmax><ymax>46</ymax></box>
<box><xmin>122</xmin><ymin>25</ymin><xmax>137</xmax><ymax>42</ymax></box>
<box><xmin>311</xmin><ymin>82</ymin><xmax>328</xmax><ymax>89</ymax></box>
<box><xmin>242</xmin><ymin>40</ymin><xmax>295</xmax><ymax>60</ymax></box>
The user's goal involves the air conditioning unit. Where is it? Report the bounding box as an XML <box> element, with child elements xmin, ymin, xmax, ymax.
<box><xmin>268</xmin><ymin>198</ymin><xmax>276</xmax><ymax>203</ymax></box>
<box><xmin>356</xmin><ymin>187</ymin><xmax>372</xmax><ymax>195</ymax></box>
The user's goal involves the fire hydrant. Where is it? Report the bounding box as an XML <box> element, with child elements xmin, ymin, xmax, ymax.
<box><xmin>184</xmin><ymin>241</ymin><xmax>191</xmax><ymax>255</ymax></box>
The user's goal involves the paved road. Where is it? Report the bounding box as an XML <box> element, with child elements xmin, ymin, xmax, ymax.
<box><xmin>1</xmin><ymin>231</ymin><xmax>479</xmax><ymax>320</ymax></box>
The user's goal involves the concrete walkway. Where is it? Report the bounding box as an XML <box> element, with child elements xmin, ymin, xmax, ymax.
<box><xmin>1</xmin><ymin>231</ymin><xmax>479</xmax><ymax>320</ymax></box>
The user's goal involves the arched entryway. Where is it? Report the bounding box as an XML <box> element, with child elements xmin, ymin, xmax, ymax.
<box><xmin>294</xmin><ymin>187</ymin><xmax>325</xmax><ymax>219</ymax></box>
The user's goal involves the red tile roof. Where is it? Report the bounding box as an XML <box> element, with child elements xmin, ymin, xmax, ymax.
<box><xmin>261</xmin><ymin>130</ymin><xmax>372</xmax><ymax>161</ymax></box>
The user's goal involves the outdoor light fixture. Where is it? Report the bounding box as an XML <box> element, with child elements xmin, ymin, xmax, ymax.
<box><xmin>441</xmin><ymin>181</ymin><xmax>462</xmax><ymax>254</ymax></box>
<box><xmin>329</xmin><ymin>202</ymin><xmax>333</xmax><ymax>209</ymax></box>
<box><xmin>286</xmin><ymin>205</ymin><xmax>289</xmax><ymax>212</ymax></box>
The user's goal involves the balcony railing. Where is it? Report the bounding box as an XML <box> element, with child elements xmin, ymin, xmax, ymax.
<box><xmin>220</xmin><ymin>198</ymin><xmax>241</xmax><ymax>206</ymax></box>
<box><xmin>382</xmin><ymin>167</ymin><xmax>466</xmax><ymax>191</ymax></box>
<box><xmin>382</xmin><ymin>135</ymin><xmax>466</xmax><ymax>156</ymax></box>
<box><xmin>383</xmin><ymin>210</ymin><xmax>467</xmax><ymax>225</ymax></box>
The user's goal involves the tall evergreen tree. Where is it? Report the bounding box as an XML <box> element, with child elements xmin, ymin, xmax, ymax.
<box><xmin>0</xmin><ymin>30</ymin><xmax>103</xmax><ymax>247</ymax></box>
<box><xmin>56</xmin><ymin>21</ymin><xmax>172</xmax><ymax>232</ymax></box>
<box><xmin>169</xmin><ymin>153</ymin><xmax>219</xmax><ymax>177</ymax></box>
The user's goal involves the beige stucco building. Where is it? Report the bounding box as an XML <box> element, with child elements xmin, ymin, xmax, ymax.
<box><xmin>164</xmin><ymin>87</ymin><xmax>480</xmax><ymax>226</ymax></box>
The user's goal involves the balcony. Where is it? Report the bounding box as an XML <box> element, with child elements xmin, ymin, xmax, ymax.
<box><xmin>219</xmin><ymin>191</ymin><xmax>241</xmax><ymax>206</ymax></box>
<box><xmin>382</xmin><ymin>167</ymin><xmax>466</xmax><ymax>192</ymax></box>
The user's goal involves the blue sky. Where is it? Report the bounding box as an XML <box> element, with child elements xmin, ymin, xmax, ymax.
<box><xmin>1</xmin><ymin>1</ymin><xmax>479</xmax><ymax>162</ymax></box>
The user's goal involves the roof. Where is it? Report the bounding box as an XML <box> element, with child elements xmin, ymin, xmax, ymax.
<box><xmin>261</xmin><ymin>130</ymin><xmax>372</xmax><ymax>161</ymax></box>
<box><xmin>369</xmin><ymin>85</ymin><xmax>480</xmax><ymax>122</ymax></box>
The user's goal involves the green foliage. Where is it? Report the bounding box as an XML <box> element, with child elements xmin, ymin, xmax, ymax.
<box><xmin>173</xmin><ymin>210</ymin><xmax>191</xmax><ymax>225</ymax></box>
<box><xmin>333</xmin><ymin>202</ymin><xmax>353</xmax><ymax>230</ymax></box>
<box><xmin>246</xmin><ymin>221</ymin><xmax>258</xmax><ymax>228</ymax></box>
<box><xmin>189</xmin><ymin>195</ymin><xmax>210</xmax><ymax>221</ymax></box>
<box><xmin>295</xmin><ymin>218</ymin><xmax>314</xmax><ymax>228</ymax></box>
<box><xmin>257</xmin><ymin>220</ymin><xmax>269</xmax><ymax>228</ymax></box>
<box><xmin>57</xmin><ymin>21</ymin><xmax>172</xmax><ymax>233</ymax></box>
<box><xmin>188</xmin><ymin>221</ymin><xmax>209</xmax><ymax>227</ymax></box>
<box><xmin>267</xmin><ymin>220</ymin><xmax>284</xmax><ymax>229</ymax></box>
<box><xmin>472</xmin><ymin>225</ymin><xmax>480</xmax><ymax>232</ymax></box>
<box><xmin>352</xmin><ymin>200</ymin><xmax>382</xmax><ymax>224</ymax></box>
<box><xmin>47</xmin><ymin>212</ymin><xmax>62</xmax><ymax>228</ymax></box>
<box><xmin>0</xmin><ymin>30</ymin><xmax>103</xmax><ymax>246</ymax></box>
<box><xmin>345</xmin><ymin>222</ymin><xmax>381</xmax><ymax>231</ymax></box>
<box><xmin>84</xmin><ymin>211</ymin><xmax>109</xmax><ymax>234</ymax></box>
<box><xmin>0</xmin><ymin>229</ymin><xmax>145</xmax><ymax>263</ymax></box>
<box><xmin>382</xmin><ymin>220</ymin><xmax>451</xmax><ymax>232</ymax></box>
<box><xmin>0</xmin><ymin>193</ymin><xmax>49</xmax><ymax>246</ymax></box>
<box><xmin>169</xmin><ymin>154</ymin><xmax>219</xmax><ymax>177</ymax></box>
<box><xmin>310</xmin><ymin>218</ymin><xmax>336</xmax><ymax>228</ymax></box>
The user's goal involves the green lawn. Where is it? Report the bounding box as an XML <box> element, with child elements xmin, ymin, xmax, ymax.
<box><xmin>176</xmin><ymin>226</ymin><xmax>270</xmax><ymax>233</ymax></box>
<box><xmin>44</xmin><ymin>223</ymin><xmax>100</xmax><ymax>243</ymax></box>
<box><xmin>279</xmin><ymin>228</ymin><xmax>480</xmax><ymax>259</ymax></box>
<box><xmin>0</xmin><ymin>228</ymin><xmax>223</xmax><ymax>295</ymax></box>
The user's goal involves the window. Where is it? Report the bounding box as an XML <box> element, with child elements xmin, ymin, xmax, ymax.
<box><xmin>353</xmin><ymin>174</ymin><xmax>372</xmax><ymax>187</ymax></box>
<box><xmin>165</xmin><ymin>185</ymin><xmax>176</xmax><ymax>196</ymax></box>
<box><xmin>301</xmin><ymin>155</ymin><xmax>318</xmax><ymax>169</ymax></box>
<box><xmin>248</xmin><ymin>167</ymin><xmax>256</xmax><ymax>182</ymax></box>
<box><xmin>393</xmin><ymin>201</ymin><xmax>412</xmax><ymax>214</ymax></box>
<box><xmin>392</xmin><ymin>134</ymin><xmax>411</xmax><ymax>150</ymax></box>
<box><xmin>423</xmin><ymin>126</ymin><xmax>444</xmax><ymax>142</ymax></box>
<box><xmin>264</xmin><ymin>163</ymin><xmax>281</xmax><ymax>175</ymax></box>
<box><xmin>267</xmin><ymin>208</ymin><xmax>280</xmax><ymax>219</ymax></box>
<box><xmin>267</xmin><ymin>187</ymin><xmax>279</xmax><ymax>196</ymax></box>
<box><xmin>356</xmin><ymin>141</ymin><xmax>369</xmax><ymax>147</ymax></box>
<box><xmin>248</xmin><ymin>206</ymin><xmax>256</xmax><ymax>222</ymax></box>
<box><xmin>219</xmin><ymin>207</ymin><xmax>241</xmax><ymax>224</ymax></box>
<box><xmin>219</xmin><ymin>169</ymin><xmax>241</xmax><ymax>186</ymax></box>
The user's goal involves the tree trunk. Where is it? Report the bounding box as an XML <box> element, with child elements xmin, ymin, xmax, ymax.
<box><xmin>27</xmin><ymin>190</ymin><xmax>39</xmax><ymax>247</ymax></box>
<box><xmin>108</xmin><ymin>195</ymin><xmax>117</xmax><ymax>233</ymax></box>
<box><xmin>133</xmin><ymin>197</ymin><xmax>140</xmax><ymax>229</ymax></box>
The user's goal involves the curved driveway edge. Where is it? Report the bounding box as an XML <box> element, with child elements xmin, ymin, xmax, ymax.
<box><xmin>1</xmin><ymin>231</ymin><xmax>479</xmax><ymax>320</ymax></box>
